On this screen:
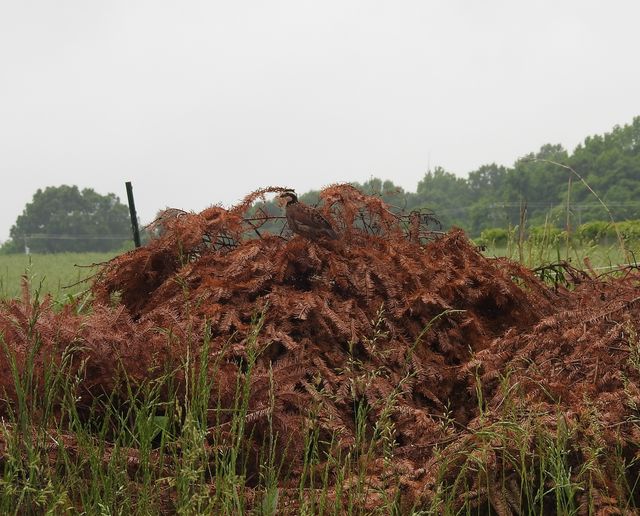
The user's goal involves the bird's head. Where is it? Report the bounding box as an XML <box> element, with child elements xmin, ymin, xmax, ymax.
<box><xmin>277</xmin><ymin>190</ymin><xmax>298</xmax><ymax>207</ymax></box>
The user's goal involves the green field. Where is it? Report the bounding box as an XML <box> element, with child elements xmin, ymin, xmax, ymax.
<box><xmin>0</xmin><ymin>251</ymin><xmax>121</xmax><ymax>301</ymax></box>
<box><xmin>486</xmin><ymin>241</ymin><xmax>638</xmax><ymax>270</ymax></box>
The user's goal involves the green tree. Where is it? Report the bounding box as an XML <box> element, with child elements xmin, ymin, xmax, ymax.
<box><xmin>355</xmin><ymin>177</ymin><xmax>407</xmax><ymax>208</ymax></box>
<box><xmin>5</xmin><ymin>185</ymin><xmax>131</xmax><ymax>253</ymax></box>
<box><xmin>467</xmin><ymin>163</ymin><xmax>509</xmax><ymax>234</ymax></box>
<box><xmin>468</xmin><ymin>163</ymin><xmax>508</xmax><ymax>198</ymax></box>
<box><xmin>501</xmin><ymin>144</ymin><xmax>569</xmax><ymax>226</ymax></box>
<box><xmin>569</xmin><ymin>117</ymin><xmax>640</xmax><ymax>221</ymax></box>
<box><xmin>414</xmin><ymin>167</ymin><xmax>471</xmax><ymax>228</ymax></box>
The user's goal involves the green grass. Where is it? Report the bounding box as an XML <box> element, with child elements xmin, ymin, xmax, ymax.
<box><xmin>0</xmin><ymin>252</ymin><xmax>121</xmax><ymax>301</ymax></box>
<box><xmin>482</xmin><ymin>234</ymin><xmax>639</xmax><ymax>270</ymax></box>
<box><xmin>485</xmin><ymin>242</ymin><xmax>636</xmax><ymax>269</ymax></box>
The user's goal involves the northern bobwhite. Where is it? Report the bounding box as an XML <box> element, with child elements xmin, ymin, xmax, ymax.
<box><xmin>277</xmin><ymin>191</ymin><xmax>338</xmax><ymax>240</ymax></box>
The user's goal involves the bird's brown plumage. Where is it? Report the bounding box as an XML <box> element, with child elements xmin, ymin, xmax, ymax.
<box><xmin>278</xmin><ymin>191</ymin><xmax>338</xmax><ymax>240</ymax></box>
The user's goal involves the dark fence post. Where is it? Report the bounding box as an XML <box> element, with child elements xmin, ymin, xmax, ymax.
<box><xmin>125</xmin><ymin>181</ymin><xmax>142</xmax><ymax>248</ymax></box>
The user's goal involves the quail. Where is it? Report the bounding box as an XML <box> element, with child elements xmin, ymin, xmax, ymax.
<box><xmin>277</xmin><ymin>191</ymin><xmax>338</xmax><ymax>240</ymax></box>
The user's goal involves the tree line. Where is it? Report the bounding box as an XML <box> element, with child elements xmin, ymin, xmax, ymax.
<box><xmin>1</xmin><ymin>185</ymin><xmax>132</xmax><ymax>254</ymax></box>
<box><xmin>2</xmin><ymin>116</ymin><xmax>639</xmax><ymax>253</ymax></box>
<box><xmin>344</xmin><ymin>115</ymin><xmax>640</xmax><ymax>236</ymax></box>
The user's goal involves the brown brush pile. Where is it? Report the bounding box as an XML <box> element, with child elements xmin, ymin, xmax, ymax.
<box><xmin>1</xmin><ymin>184</ymin><xmax>640</xmax><ymax>512</ymax></box>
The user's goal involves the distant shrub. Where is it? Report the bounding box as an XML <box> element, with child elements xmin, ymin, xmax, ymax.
<box><xmin>479</xmin><ymin>228</ymin><xmax>510</xmax><ymax>247</ymax></box>
<box><xmin>0</xmin><ymin>240</ymin><xmax>22</xmax><ymax>255</ymax></box>
<box><xmin>616</xmin><ymin>220</ymin><xmax>640</xmax><ymax>243</ymax></box>
<box><xmin>477</xmin><ymin>220</ymin><xmax>640</xmax><ymax>249</ymax></box>
<box><xmin>528</xmin><ymin>225</ymin><xmax>563</xmax><ymax>246</ymax></box>
<box><xmin>578</xmin><ymin>221</ymin><xmax>613</xmax><ymax>244</ymax></box>
<box><xmin>577</xmin><ymin>220</ymin><xmax>640</xmax><ymax>244</ymax></box>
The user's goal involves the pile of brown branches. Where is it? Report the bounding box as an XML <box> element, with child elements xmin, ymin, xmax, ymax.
<box><xmin>1</xmin><ymin>184</ymin><xmax>640</xmax><ymax>512</ymax></box>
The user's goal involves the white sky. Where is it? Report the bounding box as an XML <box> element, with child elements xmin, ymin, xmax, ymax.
<box><xmin>1</xmin><ymin>1</ymin><xmax>639</xmax><ymax>241</ymax></box>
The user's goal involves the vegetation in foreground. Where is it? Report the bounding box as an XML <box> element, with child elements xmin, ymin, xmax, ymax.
<box><xmin>1</xmin><ymin>185</ymin><xmax>640</xmax><ymax>514</ymax></box>
<box><xmin>3</xmin><ymin>309</ymin><xmax>639</xmax><ymax>514</ymax></box>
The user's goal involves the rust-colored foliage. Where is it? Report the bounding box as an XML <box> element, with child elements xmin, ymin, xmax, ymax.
<box><xmin>1</xmin><ymin>184</ymin><xmax>640</xmax><ymax>512</ymax></box>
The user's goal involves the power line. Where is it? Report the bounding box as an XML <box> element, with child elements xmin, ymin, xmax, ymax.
<box><xmin>434</xmin><ymin>202</ymin><xmax>640</xmax><ymax>215</ymax></box>
<box><xmin>489</xmin><ymin>202</ymin><xmax>640</xmax><ymax>208</ymax></box>
<box><xmin>22</xmin><ymin>234</ymin><xmax>129</xmax><ymax>240</ymax></box>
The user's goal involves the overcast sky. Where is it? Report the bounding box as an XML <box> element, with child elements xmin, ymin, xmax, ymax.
<box><xmin>1</xmin><ymin>1</ymin><xmax>639</xmax><ymax>242</ymax></box>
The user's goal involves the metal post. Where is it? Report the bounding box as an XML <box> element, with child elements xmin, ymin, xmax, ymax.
<box><xmin>125</xmin><ymin>181</ymin><xmax>142</xmax><ymax>248</ymax></box>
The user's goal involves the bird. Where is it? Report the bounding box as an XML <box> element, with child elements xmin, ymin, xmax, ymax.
<box><xmin>277</xmin><ymin>191</ymin><xmax>338</xmax><ymax>240</ymax></box>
